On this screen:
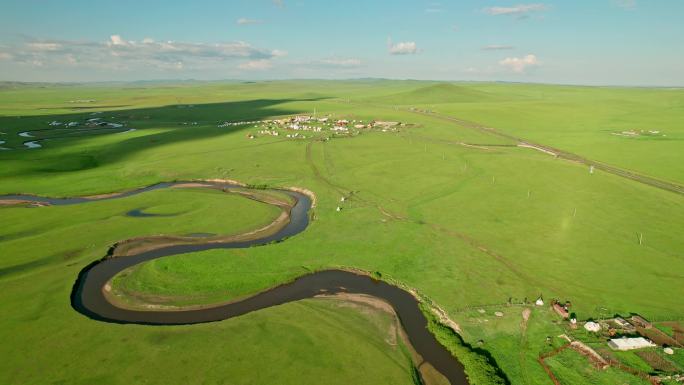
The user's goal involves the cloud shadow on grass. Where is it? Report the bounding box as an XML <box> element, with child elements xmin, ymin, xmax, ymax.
<box><xmin>0</xmin><ymin>97</ymin><xmax>328</xmax><ymax>175</ymax></box>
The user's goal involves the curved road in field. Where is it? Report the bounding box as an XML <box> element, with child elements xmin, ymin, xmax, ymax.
<box><xmin>0</xmin><ymin>181</ymin><xmax>469</xmax><ymax>385</ymax></box>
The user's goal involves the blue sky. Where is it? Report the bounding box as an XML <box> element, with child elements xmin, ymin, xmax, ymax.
<box><xmin>0</xmin><ymin>0</ymin><xmax>682</xmax><ymax>85</ymax></box>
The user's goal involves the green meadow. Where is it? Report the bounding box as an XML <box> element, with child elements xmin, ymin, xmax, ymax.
<box><xmin>1</xmin><ymin>80</ymin><xmax>682</xmax><ymax>385</ymax></box>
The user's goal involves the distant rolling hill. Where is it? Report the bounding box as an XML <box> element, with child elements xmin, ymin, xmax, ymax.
<box><xmin>373</xmin><ymin>83</ymin><xmax>503</xmax><ymax>105</ymax></box>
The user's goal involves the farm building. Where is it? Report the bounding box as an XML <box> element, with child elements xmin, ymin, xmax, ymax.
<box><xmin>584</xmin><ymin>321</ymin><xmax>601</xmax><ymax>332</ymax></box>
<box><xmin>608</xmin><ymin>337</ymin><xmax>656</xmax><ymax>351</ymax></box>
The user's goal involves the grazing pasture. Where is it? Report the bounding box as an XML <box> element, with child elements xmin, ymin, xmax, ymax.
<box><xmin>1</xmin><ymin>80</ymin><xmax>682</xmax><ymax>385</ymax></box>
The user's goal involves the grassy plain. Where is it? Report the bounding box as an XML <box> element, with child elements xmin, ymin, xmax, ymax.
<box><xmin>370</xmin><ymin>82</ymin><xmax>684</xmax><ymax>184</ymax></box>
<box><xmin>1</xmin><ymin>80</ymin><xmax>683</xmax><ymax>385</ymax></box>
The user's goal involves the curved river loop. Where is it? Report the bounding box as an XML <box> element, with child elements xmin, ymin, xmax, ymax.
<box><xmin>0</xmin><ymin>181</ymin><xmax>469</xmax><ymax>385</ymax></box>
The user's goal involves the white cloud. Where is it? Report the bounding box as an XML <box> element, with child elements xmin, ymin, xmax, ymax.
<box><xmin>388</xmin><ymin>41</ymin><xmax>418</xmax><ymax>55</ymax></box>
<box><xmin>312</xmin><ymin>57</ymin><xmax>362</xmax><ymax>67</ymax></box>
<box><xmin>499</xmin><ymin>54</ymin><xmax>539</xmax><ymax>73</ymax></box>
<box><xmin>483</xmin><ymin>44</ymin><xmax>514</xmax><ymax>50</ymax></box>
<box><xmin>271</xmin><ymin>49</ymin><xmax>288</xmax><ymax>57</ymax></box>
<box><xmin>273</xmin><ymin>0</ymin><xmax>284</xmax><ymax>8</ymax></box>
<box><xmin>484</xmin><ymin>4</ymin><xmax>547</xmax><ymax>17</ymax></box>
<box><xmin>0</xmin><ymin>35</ymin><xmax>284</xmax><ymax>72</ymax></box>
<box><xmin>237</xmin><ymin>18</ymin><xmax>263</xmax><ymax>25</ymax></box>
<box><xmin>425</xmin><ymin>8</ymin><xmax>442</xmax><ymax>13</ymax></box>
<box><xmin>108</xmin><ymin>35</ymin><xmax>130</xmax><ymax>46</ymax></box>
<box><xmin>613</xmin><ymin>0</ymin><xmax>636</xmax><ymax>9</ymax></box>
<box><xmin>238</xmin><ymin>59</ymin><xmax>273</xmax><ymax>70</ymax></box>
<box><xmin>27</xmin><ymin>42</ymin><xmax>62</xmax><ymax>51</ymax></box>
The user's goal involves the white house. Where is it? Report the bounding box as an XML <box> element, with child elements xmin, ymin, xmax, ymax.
<box><xmin>608</xmin><ymin>337</ymin><xmax>656</xmax><ymax>351</ymax></box>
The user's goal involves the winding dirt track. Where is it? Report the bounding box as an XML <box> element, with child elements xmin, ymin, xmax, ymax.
<box><xmin>0</xmin><ymin>181</ymin><xmax>469</xmax><ymax>385</ymax></box>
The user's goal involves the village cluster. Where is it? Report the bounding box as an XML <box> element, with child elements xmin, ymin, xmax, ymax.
<box><xmin>533</xmin><ymin>296</ymin><xmax>684</xmax><ymax>383</ymax></box>
<box><xmin>547</xmin><ymin>297</ymin><xmax>678</xmax><ymax>352</ymax></box>
<box><xmin>218</xmin><ymin>115</ymin><xmax>403</xmax><ymax>140</ymax></box>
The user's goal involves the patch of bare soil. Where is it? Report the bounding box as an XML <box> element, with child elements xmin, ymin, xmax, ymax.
<box><xmin>517</xmin><ymin>142</ymin><xmax>558</xmax><ymax>157</ymax></box>
<box><xmin>170</xmin><ymin>182</ymin><xmax>212</xmax><ymax>189</ymax></box>
<box><xmin>320</xmin><ymin>292</ymin><xmax>396</xmax><ymax>315</ymax></box>
<box><xmin>430</xmin><ymin>303</ymin><xmax>462</xmax><ymax>334</ymax></box>
<box><xmin>0</xmin><ymin>199</ymin><xmax>50</xmax><ymax>207</ymax></box>
<box><xmin>286</xmin><ymin>186</ymin><xmax>317</xmax><ymax>208</ymax></box>
<box><xmin>458</xmin><ymin>142</ymin><xmax>492</xmax><ymax>151</ymax></box>
<box><xmin>201</xmin><ymin>178</ymin><xmax>247</xmax><ymax>186</ymax></box>
<box><xmin>230</xmin><ymin>189</ymin><xmax>293</xmax><ymax>208</ymax></box>
<box><xmin>521</xmin><ymin>308</ymin><xmax>532</xmax><ymax>335</ymax></box>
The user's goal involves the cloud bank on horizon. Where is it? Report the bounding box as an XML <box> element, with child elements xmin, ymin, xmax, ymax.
<box><xmin>0</xmin><ymin>0</ymin><xmax>682</xmax><ymax>85</ymax></box>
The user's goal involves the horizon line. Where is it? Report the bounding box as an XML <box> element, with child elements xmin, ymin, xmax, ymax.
<box><xmin>1</xmin><ymin>78</ymin><xmax>683</xmax><ymax>89</ymax></box>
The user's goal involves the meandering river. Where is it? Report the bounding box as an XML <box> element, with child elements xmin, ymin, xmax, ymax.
<box><xmin>1</xmin><ymin>182</ymin><xmax>468</xmax><ymax>385</ymax></box>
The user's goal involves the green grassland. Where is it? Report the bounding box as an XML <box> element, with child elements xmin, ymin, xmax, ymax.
<box><xmin>1</xmin><ymin>80</ymin><xmax>683</xmax><ymax>385</ymax></box>
<box><xmin>368</xmin><ymin>82</ymin><xmax>684</xmax><ymax>184</ymax></box>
